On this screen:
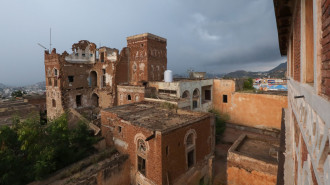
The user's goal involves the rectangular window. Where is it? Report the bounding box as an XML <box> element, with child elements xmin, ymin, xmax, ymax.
<box><xmin>75</xmin><ymin>53</ymin><xmax>79</xmax><ymax>56</ymax></box>
<box><xmin>205</xmin><ymin>90</ymin><xmax>211</xmax><ymax>100</ymax></box>
<box><xmin>54</xmin><ymin>69</ymin><xmax>58</xmax><ymax>76</ymax></box>
<box><xmin>223</xmin><ymin>95</ymin><xmax>228</xmax><ymax>103</ymax></box>
<box><xmin>52</xmin><ymin>99</ymin><xmax>56</xmax><ymax>107</ymax></box>
<box><xmin>54</xmin><ymin>79</ymin><xmax>58</xmax><ymax>87</ymax></box>
<box><xmin>90</xmin><ymin>54</ymin><xmax>93</xmax><ymax>57</ymax></box>
<box><xmin>187</xmin><ymin>150</ymin><xmax>194</xmax><ymax>168</ymax></box>
<box><xmin>48</xmin><ymin>78</ymin><xmax>52</xmax><ymax>86</ymax></box>
<box><xmin>82</xmin><ymin>53</ymin><xmax>86</xmax><ymax>57</ymax></box>
<box><xmin>100</xmin><ymin>52</ymin><xmax>104</xmax><ymax>62</ymax></box>
<box><xmin>68</xmin><ymin>76</ymin><xmax>74</xmax><ymax>82</ymax></box>
<box><xmin>193</xmin><ymin>100</ymin><xmax>198</xmax><ymax>109</ymax></box>
<box><xmin>138</xmin><ymin>156</ymin><xmax>146</xmax><ymax>175</ymax></box>
<box><xmin>76</xmin><ymin>95</ymin><xmax>82</xmax><ymax>107</ymax></box>
<box><xmin>118</xmin><ymin>126</ymin><xmax>122</xmax><ymax>133</ymax></box>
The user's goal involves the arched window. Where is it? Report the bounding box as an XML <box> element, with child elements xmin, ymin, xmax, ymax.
<box><xmin>137</xmin><ymin>139</ymin><xmax>146</xmax><ymax>176</ymax></box>
<box><xmin>127</xmin><ymin>94</ymin><xmax>132</xmax><ymax>100</ymax></box>
<box><xmin>192</xmin><ymin>88</ymin><xmax>200</xmax><ymax>109</ymax></box>
<box><xmin>185</xmin><ymin>130</ymin><xmax>196</xmax><ymax>169</ymax></box>
<box><xmin>182</xmin><ymin>90</ymin><xmax>190</xmax><ymax>99</ymax></box>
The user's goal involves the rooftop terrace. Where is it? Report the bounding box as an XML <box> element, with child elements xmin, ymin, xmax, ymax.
<box><xmin>103</xmin><ymin>101</ymin><xmax>209</xmax><ymax>132</ymax></box>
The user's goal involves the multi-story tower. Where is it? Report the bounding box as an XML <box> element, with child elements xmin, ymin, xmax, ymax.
<box><xmin>127</xmin><ymin>33</ymin><xmax>167</xmax><ymax>85</ymax></box>
<box><xmin>274</xmin><ymin>0</ymin><xmax>330</xmax><ymax>184</ymax></box>
<box><xmin>44</xmin><ymin>33</ymin><xmax>167</xmax><ymax>119</ymax></box>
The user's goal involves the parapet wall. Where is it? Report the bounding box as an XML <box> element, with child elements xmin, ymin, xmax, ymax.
<box><xmin>213</xmin><ymin>79</ymin><xmax>288</xmax><ymax>130</ymax></box>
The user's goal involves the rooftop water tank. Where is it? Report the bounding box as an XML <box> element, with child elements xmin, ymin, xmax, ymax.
<box><xmin>164</xmin><ymin>70</ymin><xmax>173</xmax><ymax>82</ymax></box>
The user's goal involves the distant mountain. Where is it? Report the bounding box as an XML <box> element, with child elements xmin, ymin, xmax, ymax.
<box><xmin>224</xmin><ymin>62</ymin><xmax>287</xmax><ymax>79</ymax></box>
<box><xmin>0</xmin><ymin>83</ymin><xmax>9</xmax><ymax>89</ymax></box>
<box><xmin>22</xmin><ymin>81</ymin><xmax>46</xmax><ymax>91</ymax></box>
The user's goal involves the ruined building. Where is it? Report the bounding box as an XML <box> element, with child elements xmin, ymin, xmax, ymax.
<box><xmin>44</xmin><ymin>33</ymin><xmax>167</xmax><ymax>119</ymax></box>
<box><xmin>274</xmin><ymin>0</ymin><xmax>330</xmax><ymax>184</ymax></box>
<box><xmin>101</xmin><ymin>101</ymin><xmax>215</xmax><ymax>185</ymax></box>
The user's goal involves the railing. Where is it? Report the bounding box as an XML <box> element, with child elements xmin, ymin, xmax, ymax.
<box><xmin>288</xmin><ymin>81</ymin><xmax>329</xmax><ymax>185</ymax></box>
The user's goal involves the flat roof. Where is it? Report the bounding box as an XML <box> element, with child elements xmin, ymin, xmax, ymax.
<box><xmin>126</xmin><ymin>33</ymin><xmax>167</xmax><ymax>42</ymax></box>
<box><xmin>103</xmin><ymin>101</ymin><xmax>209</xmax><ymax>132</ymax></box>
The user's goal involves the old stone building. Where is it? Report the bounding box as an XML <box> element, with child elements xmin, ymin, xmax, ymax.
<box><xmin>101</xmin><ymin>101</ymin><xmax>215</xmax><ymax>185</ymax></box>
<box><xmin>274</xmin><ymin>0</ymin><xmax>330</xmax><ymax>184</ymax></box>
<box><xmin>44</xmin><ymin>33</ymin><xmax>167</xmax><ymax>119</ymax></box>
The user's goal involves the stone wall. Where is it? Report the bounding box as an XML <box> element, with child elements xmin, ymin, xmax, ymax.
<box><xmin>29</xmin><ymin>149</ymin><xmax>130</xmax><ymax>185</ymax></box>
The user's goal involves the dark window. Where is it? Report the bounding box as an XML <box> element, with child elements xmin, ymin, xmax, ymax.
<box><xmin>82</xmin><ymin>53</ymin><xmax>85</xmax><ymax>57</ymax></box>
<box><xmin>223</xmin><ymin>95</ymin><xmax>228</xmax><ymax>103</ymax></box>
<box><xmin>187</xmin><ymin>150</ymin><xmax>194</xmax><ymax>168</ymax></box>
<box><xmin>76</xmin><ymin>95</ymin><xmax>82</xmax><ymax>107</ymax></box>
<box><xmin>193</xmin><ymin>100</ymin><xmax>198</xmax><ymax>109</ymax></box>
<box><xmin>68</xmin><ymin>76</ymin><xmax>74</xmax><ymax>82</ymax></box>
<box><xmin>118</xmin><ymin>126</ymin><xmax>122</xmax><ymax>133</ymax></box>
<box><xmin>90</xmin><ymin>54</ymin><xmax>93</xmax><ymax>57</ymax></box>
<box><xmin>128</xmin><ymin>94</ymin><xmax>132</xmax><ymax>100</ymax></box>
<box><xmin>100</xmin><ymin>52</ymin><xmax>104</xmax><ymax>62</ymax></box>
<box><xmin>102</xmin><ymin>69</ymin><xmax>106</xmax><ymax>87</ymax></box>
<box><xmin>48</xmin><ymin>78</ymin><xmax>52</xmax><ymax>86</ymax></box>
<box><xmin>199</xmin><ymin>176</ymin><xmax>205</xmax><ymax>185</ymax></box>
<box><xmin>138</xmin><ymin>156</ymin><xmax>146</xmax><ymax>175</ymax></box>
<box><xmin>159</xmin><ymin>89</ymin><xmax>176</xmax><ymax>95</ymax></box>
<box><xmin>54</xmin><ymin>79</ymin><xmax>58</xmax><ymax>87</ymax></box>
<box><xmin>52</xmin><ymin>99</ymin><xmax>56</xmax><ymax>107</ymax></box>
<box><xmin>54</xmin><ymin>69</ymin><xmax>58</xmax><ymax>76</ymax></box>
<box><xmin>205</xmin><ymin>90</ymin><xmax>211</xmax><ymax>100</ymax></box>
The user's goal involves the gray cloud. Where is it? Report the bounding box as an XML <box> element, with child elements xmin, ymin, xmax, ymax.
<box><xmin>0</xmin><ymin>0</ymin><xmax>284</xmax><ymax>86</ymax></box>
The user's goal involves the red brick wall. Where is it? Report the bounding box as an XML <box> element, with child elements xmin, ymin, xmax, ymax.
<box><xmin>321</xmin><ymin>0</ymin><xmax>330</xmax><ymax>98</ymax></box>
<box><xmin>161</xmin><ymin>117</ymin><xmax>213</xmax><ymax>184</ymax></box>
<box><xmin>101</xmin><ymin>110</ymin><xmax>163</xmax><ymax>185</ymax></box>
<box><xmin>294</xmin><ymin>1</ymin><xmax>301</xmax><ymax>82</ymax></box>
<box><xmin>101</xmin><ymin>110</ymin><xmax>213</xmax><ymax>185</ymax></box>
<box><xmin>127</xmin><ymin>36</ymin><xmax>167</xmax><ymax>84</ymax></box>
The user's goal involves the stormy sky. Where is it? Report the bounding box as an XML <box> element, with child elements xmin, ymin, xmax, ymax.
<box><xmin>0</xmin><ymin>0</ymin><xmax>285</xmax><ymax>86</ymax></box>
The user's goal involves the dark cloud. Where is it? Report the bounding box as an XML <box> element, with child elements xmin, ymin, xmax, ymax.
<box><xmin>0</xmin><ymin>0</ymin><xmax>284</xmax><ymax>86</ymax></box>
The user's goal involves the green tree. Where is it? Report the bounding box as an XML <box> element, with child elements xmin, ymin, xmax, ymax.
<box><xmin>243</xmin><ymin>78</ymin><xmax>254</xmax><ymax>90</ymax></box>
<box><xmin>11</xmin><ymin>90</ymin><xmax>23</xmax><ymax>97</ymax></box>
<box><xmin>0</xmin><ymin>113</ymin><xmax>98</xmax><ymax>184</ymax></box>
<box><xmin>209</xmin><ymin>109</ymin><xmax>229</xmax><ymax>143</ymax></box>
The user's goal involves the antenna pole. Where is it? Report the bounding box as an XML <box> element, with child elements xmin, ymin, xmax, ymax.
<box><xmin>50</xmin><ymin>28</ymin><xmax>52</xmax><ymax>51</ymax></box>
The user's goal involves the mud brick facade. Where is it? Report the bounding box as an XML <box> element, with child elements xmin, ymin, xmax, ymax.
<box><xmin>44</xmin><ymin>33</ymin><xmax>167</xmax><ymax>119</ymax></box>
<box><xmin>101</xmin><ymin>101</ymin><xmax>215</xmax><ymax>185</ymax></box>
<box><xmin>127</xmin><ymin>33</ymin><xmax>167</xmax><ymax>85</ymax></box>
<box><xmin>274</xmin><ymin>0</ymin><xmax>330</xmax><ymax>184</ymax></box>
<box><xmin>322</xmin><ymin>0</ymin><xmax>330</xmax><ymax>97</ymax></box>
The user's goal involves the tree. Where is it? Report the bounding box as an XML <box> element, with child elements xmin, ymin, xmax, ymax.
<box><xmin>11</xmin><ymin>90</ymin><xmax>23</xmax><ymax>97</ymax></box>
<box><xmin>243</xmin><ymin>78</ymin><xmax>254</xmax><ymax>90</ymax></box>
<box><xmin>0</xmin><ymin>114</ymin><xmax>98</xmax><ymax>184</ymax></box>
